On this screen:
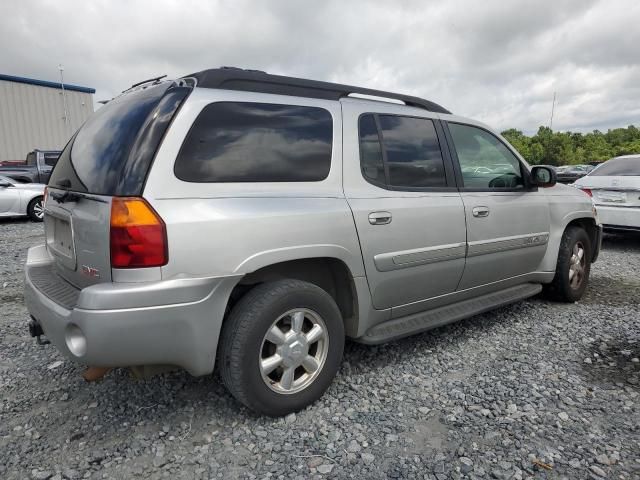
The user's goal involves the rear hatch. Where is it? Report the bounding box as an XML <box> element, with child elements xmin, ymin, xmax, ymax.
<box><xmin>45</xmin><ymin>80</ymin><xmax>191</xmax><ymax>289</ymax></box>
<box><xmin>577</xmin><ymin>158</ymin><xmax>640</xmax><ymax>209</ymax></box>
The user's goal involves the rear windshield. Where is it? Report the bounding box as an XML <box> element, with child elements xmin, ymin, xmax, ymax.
<box><xmin>590</xmin><ymin>157</ymin><xmax>640</xmax><ymax>176</ymax></box>
<box><xmin>49</xmin><ymin>83</ymin><xmax>173</xmax><ymax>194</ymax></box>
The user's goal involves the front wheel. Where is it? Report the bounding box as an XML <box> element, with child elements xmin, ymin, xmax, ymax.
<box><xmin>27</xmin><ymin>196</ymin><xmax>44</xmax><ymax>222</ymax></box>
<box><xmin>218</xmin><ymin>279</ymin><xmax>345</xmax><ymax>416</ymax></box>
<box><xmin>544</xmin><ymin>226</ymin><xmax>592</xmax><ymax>302</ymax></box>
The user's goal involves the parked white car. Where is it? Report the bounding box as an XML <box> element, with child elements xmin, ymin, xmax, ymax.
<box><xmin>0</xmin><ymin>175</ymin><xmax>45</xmax><ymax>221</ymax></box>
<box><xmin>574</xmin><ymin>155</ymin><xmax>640</xmax><ymax>232</ymax></box>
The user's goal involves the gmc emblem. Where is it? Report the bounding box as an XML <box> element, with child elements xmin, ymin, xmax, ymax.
<box><xmin>81</xmin><ymin>265</ymin><xmax>101</xmax><ymax>278</ymax></box>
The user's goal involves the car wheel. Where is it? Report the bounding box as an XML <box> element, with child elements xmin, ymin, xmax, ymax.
<box><xmin>544</xmin><ymin>226</ymin><xmax>592</xmax><ymax>302</ymax></box>
<box><xmin>218</xmin><ymin>279</ymin><xmax>344</xmax><ymax>416</ymax></box>
<box><xmin>27</xmin><ymin>196</ymin><xmax>44</xmax><ymax>222</ymax></box>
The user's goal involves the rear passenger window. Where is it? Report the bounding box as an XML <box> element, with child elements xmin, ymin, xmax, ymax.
<box><xmin>175</xmin><ymin>102</ymin><xmax>333</xmax><ymax>182</ymax></box>
<box><xmin>358</xmin><ymin>114</ymin><xmax>447</xmax><ymax>189</ymax></box>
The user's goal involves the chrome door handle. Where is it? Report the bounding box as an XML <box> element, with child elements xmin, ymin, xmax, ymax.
<box><xmin>368</xmin><ymin>211</ymin><xmax>392</xmax><ymax>225</ymax></box>
<box><xmin>472</xmin><ymin>206</ymin><xmax>490</xmax><ymax>218</ymax></box>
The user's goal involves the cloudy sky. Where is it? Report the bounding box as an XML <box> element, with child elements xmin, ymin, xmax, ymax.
<box><xmin>1</xmin><ymin>0</ymin><xmax>638</xmax><ymax>134</ymax></box>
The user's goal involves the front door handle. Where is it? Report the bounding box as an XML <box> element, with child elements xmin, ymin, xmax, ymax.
<box><xmin>472</xmin><ymin>206</ymin><xmax>490</xmax><ymax>218</ymax></box>
<box><xmin>368</xmin><ymin>211</ymin><xmax>392</xmax><ymax>225</ymax></box>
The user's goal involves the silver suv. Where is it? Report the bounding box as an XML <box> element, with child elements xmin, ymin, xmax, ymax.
<box><xmin>24</xmin><ymin>68</ymin><xmax>602</xmax><ymax>416</ymax></box>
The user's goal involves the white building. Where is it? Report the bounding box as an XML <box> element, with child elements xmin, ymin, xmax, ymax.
<box><xmin>0</xmin><ymin>73</ymin><xmax>95</xmax><ymax>161</ymax></box>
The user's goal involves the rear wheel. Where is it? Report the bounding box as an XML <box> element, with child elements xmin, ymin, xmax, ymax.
<box><xmin>218</xmin><ymin>279</ymin><xmax>344</xmax><ymax>416</ymax></box>
<box><xmin>545</xmin><ymin>226</ymin><xmax>592</xmax><ymax>302</ymax></box>
<box><xmin>27</xmin><ymin>196</ymin><xmax>44</xmax><ymax>222</ymax></box>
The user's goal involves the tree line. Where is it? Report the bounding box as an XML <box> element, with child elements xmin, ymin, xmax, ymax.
<box><xmin>501</xmin><ymin>125</ymin><xmax>640</xmax><ymax>166</ymax></box>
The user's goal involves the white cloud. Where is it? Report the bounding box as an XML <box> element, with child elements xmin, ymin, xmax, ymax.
<box><xmin>1</xmin><ymin>0</ymin><xmax>638</xmax><ymax>133</ymax></box>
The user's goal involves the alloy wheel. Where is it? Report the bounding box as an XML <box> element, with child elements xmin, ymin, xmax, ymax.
<box><xmin>259</xmin><ymin>308</ymin><xmax>329</xmax><ymax>394</ymax></box>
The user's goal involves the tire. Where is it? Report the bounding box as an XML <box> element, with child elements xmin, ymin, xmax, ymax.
<box><xmin>544</xmin><ymin>226</ymin><xmax>592</xmax><ymax>302</ymax></box>
<box><xmin>27</xmin><ymin>196</ymin><xmax>44</xmax><ymax>222</ymax></box>
<box><xmin>218</xmin><ymin>279</ymin><xmax>344</xmax><ymax>416</ymax></box>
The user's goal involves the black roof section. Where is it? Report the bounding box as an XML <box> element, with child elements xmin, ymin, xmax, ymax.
<box><xmin>184</xmin><ymin>67</ymin><xmax>451</xmax><ymax>114</ymax></box>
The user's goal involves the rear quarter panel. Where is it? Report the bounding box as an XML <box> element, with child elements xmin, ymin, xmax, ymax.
<box><xmin>143</xmin><ymin>88</ymin><xmax>365</xmax><ymax>281</ymax></box>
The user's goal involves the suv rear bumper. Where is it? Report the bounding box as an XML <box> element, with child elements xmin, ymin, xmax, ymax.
<box><xmin>24</xmin><ymin>245</ymin><xmax>239</xmax><ymax>376</ymax></box>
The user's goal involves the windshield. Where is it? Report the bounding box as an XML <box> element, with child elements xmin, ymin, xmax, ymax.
<box><xmin>49</xmin><ymin>82</ymin><xmax>173</xmax><ymax>195</ymax></box>
<box><xmin>589</xmin><ymin>156</ymin><xmax>640</xmax><ymax>176</ymax></box>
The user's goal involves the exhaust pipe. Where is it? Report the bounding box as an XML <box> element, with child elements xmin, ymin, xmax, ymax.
<box><xmin>28</xmin><ymin>317</ymin><xmax>50</xmax><ymax>345</ymax></box>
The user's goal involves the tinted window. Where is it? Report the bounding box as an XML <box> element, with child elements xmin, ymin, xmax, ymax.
<box><xmin>357</xmin><ymin>114</ymin><xmax>447</xmax><ymax>189</ymax></box>
<box><xmin>590</xmin><ymin>157</ymin><xmax>639</xmax><ymax>176</ymax></box>
<box><xmin>44</xmin><ymin>153</ymin><xmax>59</xmax><ymax>166</ymax></box>
<box><xmin>175</xmin><ymin>102</ymin><xmax>332</xmax><ymax>183</ymax></box>
<box><xmin>358</xmin><ymin>114</ymin><xmax>385</xmax><ymax>185</ymax></box>
<box><xmin>26</xmin><ymin>152</ymin><xmax>36</xmax><ymax>166</ymax></box>
<box><xmin>379</xmin><ymin>116</ymin><xmax>447</xmax><ymax>188</ymax></box>
<box><xmin>49</xmin><ymin>82</ymin><xmax>173</xmax><ymax>194</ymax></box>
<box><xmin>448</xmin><ymin>123</ymin><xmax>524</xmax><ymax>189</ymax></box>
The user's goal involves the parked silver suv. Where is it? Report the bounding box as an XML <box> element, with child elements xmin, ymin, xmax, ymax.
<box><xmin>24</xmin><ymin>68</ymin><xmax>602</xmax><ymax>416</ymax></box>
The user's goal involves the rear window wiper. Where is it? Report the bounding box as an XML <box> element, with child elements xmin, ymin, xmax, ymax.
<box><xmin>50</xmin><ymin>190</ymin><xmax>108</xmax><ymax>204</ymax></box>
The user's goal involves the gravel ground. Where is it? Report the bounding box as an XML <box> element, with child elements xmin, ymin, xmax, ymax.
<box><xmin>1</xmin><ymin>218</ymin><xmax>638</xmax><ymax>480</ymax></box>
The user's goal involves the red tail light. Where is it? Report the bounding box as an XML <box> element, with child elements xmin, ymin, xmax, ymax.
<box><xmin>43</xmin><ymin>186</ymin><xmax>48</xmax><ymax>208</ymax></box>
<box><xmin>579</xmin><ymin>187</ymin><xmax>592</xmax><ymax>197</ymax></box>
<box><xmin>110</xmin><ymin>197</ymin><xmax>167</xmax><ymax>268</ymax></box>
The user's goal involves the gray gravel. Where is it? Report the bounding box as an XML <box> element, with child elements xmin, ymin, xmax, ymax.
<box><xmin>1</xmin><ymin>218</ymin><xmax>639</xmax><ymax>479</ymax></box>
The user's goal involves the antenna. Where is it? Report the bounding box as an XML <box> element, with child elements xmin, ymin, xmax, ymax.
<box><xmin>58</xmin><ymin>64</ymin><xmax>71</xmax><ymax>133</ymax></box>
<box><xmin>549</xmin><ymin>91</ymin><xmax>556</xmax><ymax>130</ymax></box>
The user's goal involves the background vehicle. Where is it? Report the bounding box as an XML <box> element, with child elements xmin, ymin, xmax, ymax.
<box><xmin>574</xmin><ymin>155</ymin><xmax>640</xmax><ymax>232</ymax></box>
<box><xmin>555</xmin><ymin>164</ymin><xmax>593</xmax><ymax>183</ymax></box>
<box><xmin>0</xmin><ymin>149</ymin><xmax>60</xmax><ymax>184</ymax></box>
<box><xmin>24</xmin><ymin>68</ymin><xmax>601</xmax><ymax>416</ymax></box>
<box><xmin>0</xmin><ymin>175</ymin><xmax>45</xmax><ymax>221</ymax></box>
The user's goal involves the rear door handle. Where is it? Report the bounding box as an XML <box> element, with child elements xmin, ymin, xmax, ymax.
<box><xmin>472</xmin><ymin>206</ymin><xmax>490</xmax><ymax>218</ymax></box>
<box><xmin>368</xmin><ymin>211</ymin><xmax>392</xmax><ymax>225</ymax></box>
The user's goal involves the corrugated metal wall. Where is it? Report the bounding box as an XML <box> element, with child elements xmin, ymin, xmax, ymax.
<box><xmin>0</xmin><ymin>80</ymin><xmax>94</xmax><ymax>161</ymax></box>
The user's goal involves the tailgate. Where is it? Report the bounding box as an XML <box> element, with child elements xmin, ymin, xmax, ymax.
<box><xmin>45</xmin><ymin>189</ymin><xmax>113</xmax><ymax>289</ymax></box>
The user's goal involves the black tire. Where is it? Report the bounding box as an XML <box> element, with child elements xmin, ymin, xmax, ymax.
<box><xmin>544</xmin><ymin>226</ymin><xmax>592</xmax><ymax>302</ymax></box>
<box><xmin>218</xmin><ymin>279</ymin><xmax>344</xmax><ymax>416</ymax></box>
<box><xmin>27</xmin><ymin>196</ymin><xmax>44</xmax><ymax>222</ymax></box>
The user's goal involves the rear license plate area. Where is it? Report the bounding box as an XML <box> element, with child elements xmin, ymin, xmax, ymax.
<box><xmin>45</xmin><ymin>215</ymin><xmax>75</xmax><ymax>261</ymax></box>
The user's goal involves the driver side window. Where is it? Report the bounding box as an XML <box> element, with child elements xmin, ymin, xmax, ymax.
<box><xmin>448</xmin><ymin>123</ymin><xmax>524</xmax><ymax>189</ymax></box>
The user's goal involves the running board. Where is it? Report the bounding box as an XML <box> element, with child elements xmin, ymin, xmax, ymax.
<box><xmin>360</xmin><ymin>283</ymin><xmax>542</xmax><ymax>344</ymax></box>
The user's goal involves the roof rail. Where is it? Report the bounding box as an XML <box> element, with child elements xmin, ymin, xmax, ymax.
<box><xmin>183</xmin><ymin>67</ymin><xmax>451</xmax><ymax>114</ymax></box>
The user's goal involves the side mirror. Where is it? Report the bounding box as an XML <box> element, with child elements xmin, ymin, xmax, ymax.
<box><xmin>530</xmin><ymin>166</ymin><xmax>557</xmax><ymax>188</ymax></box>
<box><xmin>0</xmin><ymin>181</ymin><xmax>13</xmax><ymax>188</ymax></box>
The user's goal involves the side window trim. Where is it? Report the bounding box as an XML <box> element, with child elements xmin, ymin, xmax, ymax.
<box><xmin>357</xmin><ymin>113</ymin><xmax>458</xmax><ymax>192</ymax></box>
<box><xmin>442</xmin><ymin>121</ymin><xmax>534</xmax><ymax>192</ymax></box>
<box><xmin>373</xmin><ymin>114</ymin><xmax>392</xmax><ymax>187</ymax></box>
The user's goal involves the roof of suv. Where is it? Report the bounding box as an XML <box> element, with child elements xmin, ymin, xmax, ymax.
<box><xmin>184</xmin><ymin>67</ymin><xmax>451</xmax><ymax>114</ymax></box>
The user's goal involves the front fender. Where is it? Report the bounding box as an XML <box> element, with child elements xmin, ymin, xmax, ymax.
<box><xmin>539</xmin><ymin>209</ymin><xmax>597</xmax><ymax>272</ymax></box>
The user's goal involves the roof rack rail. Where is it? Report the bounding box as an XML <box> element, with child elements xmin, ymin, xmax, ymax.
<box><xmin>183</xmin><ymin>67</ymin><xmax>451</xmax><ymax>114</ymax></box>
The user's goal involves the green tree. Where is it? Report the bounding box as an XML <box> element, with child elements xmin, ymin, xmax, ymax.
<box><xmin>499</xmin><ymin>125</ymin><xmax>639</xmax><ymax>165</ymax></box>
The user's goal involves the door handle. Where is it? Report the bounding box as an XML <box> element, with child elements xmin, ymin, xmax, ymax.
<box><xmin>368</xmin><ymin>211</ymin><xmax>392</xmax><ymax>225</ymax></box>
<box><xmin>472</xmin><ymin>206</ymin><xmax>490</xmax><ymax>218</ymax></box>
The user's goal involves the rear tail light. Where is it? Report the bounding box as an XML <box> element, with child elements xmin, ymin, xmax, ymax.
<box><xmin>43</xmin><ymin>186</ymin><xmax>48</xmax><ymax>208</ymax></box>
<box><xmin>579</xmin><ymin>187</ymin><xmax>592</xmax><ymax>197</ymax></box>
<box><xmin>110</xmin><ymin>197</ymin><xmax>167</xmax><ymax>268</ymax></box>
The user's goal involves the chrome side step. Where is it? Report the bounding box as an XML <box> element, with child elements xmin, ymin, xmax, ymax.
<box><xmin>360</xmin><ymin>283</ymin><xmax>542</xmax><ymax>344</ymax></box>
